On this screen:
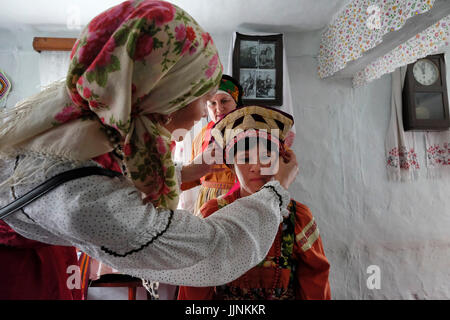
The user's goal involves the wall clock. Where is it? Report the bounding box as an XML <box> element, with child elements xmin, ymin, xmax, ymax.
<box><xmin>412</xmin><ymin>59</ymin><xmax>439</xmax><ymax>86</ymax></box>
<box><xmin>402</xmin><ymin>54</ymin><xmax>450</xmax><ymax>131</ymax></box>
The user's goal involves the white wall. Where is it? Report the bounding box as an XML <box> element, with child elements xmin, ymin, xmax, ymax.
<box><xmin>199</xmin><ymin>30</ymin><xmax>450</xmax><ymax>300</ymax></box>
<box><xmin>283</xmin><ymin>31</ymin><xmax>450</xmax><ymax>299</ymax></box>
<box><xmin>0</xmin><ymin>29</ymin><xmax>41</xmax><ymax>107</ymax></box>
<box><xmin>2</xmin><ymin>27</ymin><xmax>449</xmax><ymax>299</ymax></box>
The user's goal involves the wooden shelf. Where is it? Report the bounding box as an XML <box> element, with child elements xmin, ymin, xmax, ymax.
<box><xmin>33</xmin><ymin>37</ymin><xmax>77</xmax><ymax>52</ymax></box>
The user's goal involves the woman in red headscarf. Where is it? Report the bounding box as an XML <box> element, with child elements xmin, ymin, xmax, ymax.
<box><xmin>0</xmin><ymin>1</ymin><xmax>299</xmax><ymax>299</ymax></box>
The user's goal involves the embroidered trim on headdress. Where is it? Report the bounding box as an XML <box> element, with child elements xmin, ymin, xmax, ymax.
<box><xmin>211</xmin><ymin>105</ymin><xmax>294</xmax><ymax>151</ymax></box>
<box><xmin>224</xmin><ymin>129</ymin><xmax>281</xmax><ymax>159</ymax></box>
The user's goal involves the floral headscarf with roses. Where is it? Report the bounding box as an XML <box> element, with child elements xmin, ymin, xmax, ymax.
<box><xmin>0</xmin><ymin>0</ymin><xmax>222</xmax><ymax>210</ymax></box>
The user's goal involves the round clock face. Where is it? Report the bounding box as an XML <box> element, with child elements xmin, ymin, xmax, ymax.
<box><xmin>413</xmin><ymin>59</ymin><xmax>439</xmax><ymax>86</ymax></box>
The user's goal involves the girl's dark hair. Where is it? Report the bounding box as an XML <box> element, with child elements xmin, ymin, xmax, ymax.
<box><xmin>225</xmin><ymin>136</ymin><xmax>279</xmax><ymax>167</ymax></box>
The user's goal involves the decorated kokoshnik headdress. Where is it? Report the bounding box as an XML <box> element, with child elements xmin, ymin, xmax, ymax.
<box><xmin>0</xmin><ymin>0</ymin><xmax>222</xmax><ymax>210</ymax></box>
<box><xmin>211</xmin><ymin>105</ymin><xmax>294</xmax><ymax>163</ymax></box>
<box><xmin>216</xmin><ymin>74</ymin><xmax>243</xmax><ymax>107</ymax></box>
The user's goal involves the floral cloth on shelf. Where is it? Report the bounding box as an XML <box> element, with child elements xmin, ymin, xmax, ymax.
<box><xmin>317</xmin><ymin>0</ymin><xmax>448</xmax><ymax>86</ymax></box>
<box><xmin>354</xmin><ymin>16</ymin><xmax>450</xmax><ymax>87</ymax></box>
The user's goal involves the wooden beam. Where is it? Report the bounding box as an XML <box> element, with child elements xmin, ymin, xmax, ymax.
<box><xmin>329</xmin><ymin>0</ymin><xmax>450</xmax><ymax>79</ymax></box>
<box><xmin>33</xmin><ymin>37</ymin><xmax>77</xmax><ymax>53</ymax></box>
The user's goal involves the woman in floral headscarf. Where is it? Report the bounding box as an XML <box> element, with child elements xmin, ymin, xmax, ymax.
<box><xmin>0</xmin><ymin>0</ymin><xmax>299</xmax><ymax>297</ymax></box>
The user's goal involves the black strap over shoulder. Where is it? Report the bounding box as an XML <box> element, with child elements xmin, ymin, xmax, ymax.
<box><xmin>0</xmin><ymin>167</ymin><xmax>122</xmax><ymax>221</ymax></box>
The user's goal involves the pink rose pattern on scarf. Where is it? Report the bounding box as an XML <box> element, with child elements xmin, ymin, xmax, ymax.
<box><xmin>54</xmin><ymin>104</ymin><xmax>83</xmax><ymax>124</ymax></box>
<box><xmin>61</xmin><ymin>0</ymin><xmax>221</xmax><ymax>210</ymax></box>
<box><xmin>206</xmin><ymin>54</ymin><xmax>219</xmax><ymax>79</ymax></box>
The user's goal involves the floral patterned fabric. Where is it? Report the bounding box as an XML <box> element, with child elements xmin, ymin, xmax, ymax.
<box><xmin>0</xmin><ymin>0</ymin><xmax>222</xmax><ymax>210</ymax></box>
<box><xmin>317</xmin><ymin>0</ymin><xmax>447</xmax><ymax>86</ymax></box>
<box><xmin>354</xmin><ymin>16</ymin><xmax>450</xmax><ymax>87</ymax></box>
<box><xmin>385</xmin><ymin>66</ymin><xmax>449</xmax><ymax>181</ymax></box>
<box><xmin>387</xmin><ymin>146</ymin><xmax>420</xmax><ymax>170</ymax></box>
<box><xmin>426</xmin><ymin>143</ymin><xmax>450</xmax><ymax>166</ymax></box>
<box><xmin>425</xmin><ymin>131</ymin><xmax>450</xmax><ymax>178</ymax></box>
<box><xmin>385</xmin><ymin>66</ymin><xmax>420</xmax><ymax>181</ymax></box>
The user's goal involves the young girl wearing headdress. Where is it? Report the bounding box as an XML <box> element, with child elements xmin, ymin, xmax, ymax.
<box><xmin>178</xmin><ymin>106</ymin><xmax>330</xmax><ymax>300</ymax></box>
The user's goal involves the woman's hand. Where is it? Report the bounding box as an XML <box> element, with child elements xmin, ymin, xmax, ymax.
<box><xmin>181</xmin><ymin>162</ymin><xmax>210</xmax><ymax>183</ymax></box>
<box><xmin>273</xmin><ymin>149</ymin><xmax>299</xmax><ymax>190</ymax></box>
<box><xmin>181</xmin><ymin>143</ymin><xmax>223</xmax><ymax>183</ymax></box>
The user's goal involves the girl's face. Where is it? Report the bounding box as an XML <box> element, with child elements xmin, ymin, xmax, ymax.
<box><xmin>231</xmin><ymin>144</ymin><xmax>279</xmax><ymax>197</ymax></box>
<box><xmin>206</xmin><ymin>93</ymin><xmax>237</xmax><ymax>123</ymax></box>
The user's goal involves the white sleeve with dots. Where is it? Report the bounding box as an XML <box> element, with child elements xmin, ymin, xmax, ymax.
<box><xmin>2</xmin><ymin>157</ymin><xmax>290</xmax><ymax>286</ymax></box>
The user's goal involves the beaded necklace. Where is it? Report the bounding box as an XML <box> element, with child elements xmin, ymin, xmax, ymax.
<box><xmin>241</xmin><ymin>228</ymin><xmax>283</xmax><ymax>300</ymax></box>
<box><xmin>214</xmin><ymin>195</ymin><xmax>295</xmax><ymax>300</ymax></box>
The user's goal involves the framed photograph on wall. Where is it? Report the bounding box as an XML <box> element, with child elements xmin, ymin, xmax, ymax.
<box><xmin>232</xmin><ymin>33</ymin><xmax>283</xmax><ymax>106</ymax></box>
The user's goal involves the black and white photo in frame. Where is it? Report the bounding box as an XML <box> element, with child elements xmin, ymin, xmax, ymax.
<box><xmin>233</xmin><ymin>33</ymin><xmax>283</xmax><ymax>106</ymax></box>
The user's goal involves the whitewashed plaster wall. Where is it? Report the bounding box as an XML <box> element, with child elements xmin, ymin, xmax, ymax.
<box><xmin>1</xmin><ymin>27</ymin><xmax>449</xmax><ymax>299</ymax></box>
<box><xmin>0</xmin><ymin>29</ymin><xmax>41</xmax><ymax>107</ymax></box>
<box><xmin>283</xmin><ymin>31</ymin><xmax>450</xmax><ymax>299</ymax></box>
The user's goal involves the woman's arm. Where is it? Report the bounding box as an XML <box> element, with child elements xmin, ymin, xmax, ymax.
<box><xmin>4</xmin><ymin>165</ymin><xmax>289</xmax><ymax>287</ymax></box>
<box><xmin>179</xmin><ymin>125</ymin><xmax>206</xmax><ymax>190</ymax></box>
